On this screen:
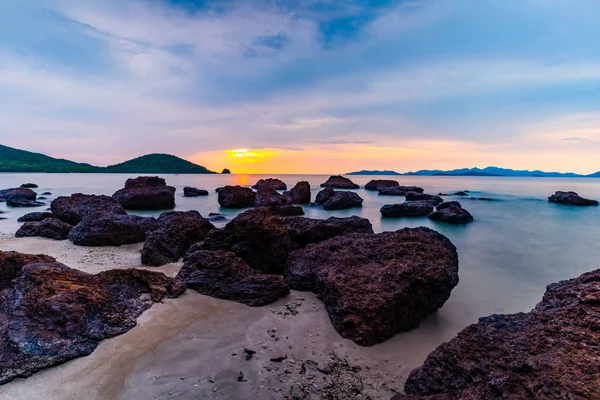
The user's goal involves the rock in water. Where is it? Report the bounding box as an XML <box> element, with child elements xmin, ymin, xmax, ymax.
<box><xmin>6</xmin><ymin>198</ymin><xmax>45</xmax><ymax>208</ymax></box>
<box><xmin>16</xmin><ymin>218</ymin><xmax>73</xmax><ymax>240</ymax></box>
<box><xmin>380</xmin><ymin>202</ymin><xmax>434</xmax><ymax>217</ymax></box>
<box><xmin>141</xmin><ymin>211</ymin><xmax>215</xmax><ymax>266</ymax></box>
<box><xmin>0</xmin><ymin>188</ymin><xmax>37</xmax><ymax>202</ymax></box>
<box><xmin>267</xmin><ymin>205</ymin><xmax>305</xmax><ymax>217</ymax></box>
<box><xmin>405</xmin><ymin>192</ymin><xmax>444</xmax><ymax>205</ymax></box>
<box><xmin>17</xmin><ymin>212</ymin><xmax>54</xmax><ymax>223</ymax></box>
<box><xmin>282</xmin><ymin>216</ymin><xmax>374</xmax><ymax>247</ymax></box>
<box><xmin>378</xmin><ymin>188</ymin><xmax>407</xmax><ymax>196</ymax></box>
<box><xmin>0</xmin><ymin>250</ymin><xmax>57</xmax><ymax>290</ymax></box>
<box><xmin>548</xmin><ymin>191</ymin><xmax>598</xmax><ymax>206</ymax></box>
<box><xmin>217</xmin><ymin>185</ymin><xmax>256</xmax><ymax>208</ymax></box>
<box><xmin>429</xmin><ymin>202</ymin><xmax>474</xmax><ymax>224</ymax></box>
<box><xmin>68</xmin><ymin>214</ymin><xmax>159</xmax><ymax>246</ymax></box>
<box><xmin>285</xmin><ymin>228</ymin><xmax>459</xmax><ymax>346</ymax></box>
<box><xmin>0</xmin><ymin>261</ymin><xmax>185</xmax><ymax>384</ymax></box>
<box><xmin>51</xmin><ymin>193</ymin><xmax>127</xmax><ymax>225</ymax></box>
<box><xmin>252</xmin><ymin>178</ymin><xmax>287</xmax><ymax>191</ymax></box>
<box><xmin>394</xmin><ymin>269</ymin><xmax>600</xmax><ymax>400</ymax></box>
<box><xmin>399</xmin><ymin>186</ymin><xmax>424</xmax><ymax>193</ymax></box>
<box><xmin>20</xmin><ymin>183</ymin><xmax>38</xmax><ymax>188</ymax></box>
<box><xmin>113</xmin><ymin>176</ymin><xmax>176</xmax><ymax>210</ymax></box>
<box><xmin>320</xmin><ymin>175</ymin><xmax>360</xmax><ymax>189</ymax></box>
<box><xmin>283</xmin><ymin>181</ymin><xmax>311</xmax><ymax>204</ymax></box>
<box><xmin>365</xmin><ymin>179</ymin><xmax>399</xmax><ymax>190</ymax></box>
<box><xmin>255</xmin><ymin>187</ymin><xmax>288</xmax><ymax>207</ymax></box>
<box><xmin>177</xmin><ymin>250</ymin><xmax>290</xmax><ymax>306</ymax></box>
<box><xmin>314</xmin><ymin>188</ymin><xmax>363</xmax><ymax>210</ymax></box>
<box><xmin>183</xmin><ymin>187</ymin><xmax>209</xmax><ymax>197</ymax></box>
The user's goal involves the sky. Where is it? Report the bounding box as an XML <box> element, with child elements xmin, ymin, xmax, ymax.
<box><xmin>2</xmin><ymin>0</ymin><xmax>600</xmax><ymax>174</ymax></box>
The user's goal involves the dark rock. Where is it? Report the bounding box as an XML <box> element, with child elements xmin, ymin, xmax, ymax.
<box><xmin>37</xmin><ymin>197</ymin><xmax>47</xmax><ymax>200</ymax></box>
<box><xmin>453</xmin><ymin>191</ymin><xmax>468</xmax><ymax>196</ymax></box>
<box><xmin>51</xmin><ymin>193</ymin><xmax>127</xmax><ymax>225</ymax></box>
<box><xmin>285</xmin><ymin>228</ymin><xmax>459</xmax><ymax>346</ymax></box>
<box><xmin>267</xmin><ymin>205</ymin><xmax>304</xmax><ymax>217</ymax></box>
<box><xmin>41</xmin><ymin>192</ymin><xmax>52</xmax><ymax>196</ymax></box>
<box><xmin>378</xmin><ymin>188</ymin><xmax>406</xmax><ymax>196</ymax></box>
<box><xmin>0</xmin><ymin>188</ymin><xmax>36</xmax><ymax>202</ymax></box>
<box><xmin>217</xmin><ymin>185</ymin><xmax>256</xmax><ymax>208</ymax></box>
<box><xmin>0</xmin><ymin>260</ymin><xmax>185</xmax><ymax>384</ymax></box>
<box><xmin>314</xmin><ymin>187</ymin><xmax>334</xmax><ymax>205</ymax></box>
<box><xmin>208</xmin><ymin>213</ymin><xmax>228</xmax><ymax>222</ymax></box>
<box><xmin>177</xmin><ymin>250</ymin><xmax>289</xmax><ymax>307</ymax></box>
<box><xmin>380</xmin><ymin>202</ymin><xmax>434</xmax><ymax>217</ymax></box>
<box><xmin>183</xmin><ymin>187</ymin><xmax>208</xmax><ymax>197</ymax></box>
<box><xmin>68</xmin><ymin>214</ymin><xmax>159</xmax><ymax>246</ymax></box>
<box><xmin>314</xmin><ymin>188</ymin><xmax>363</xmax><ymax>210</ymax></box>
<box><xmin>255</xmin><ymin>187</ymin><xmax>288</xmax><ymax>207</ymax></box>
<box><xmin>365</xmin><ymin>180</ymin><xmax>399</xmax><ymax>191</ymax></box>
<box><xmin>405</xmin><ymin>192</ymin><xmax>443</xmax><ymax>205</ymax></box>
<box><xmin>20</xmin><ymin>183</ymin><xmax>38</xmax><ymax>188</ymax></box>
<box><xmin>141</xmin><ymin>211</ymin><xmax>215</xmax><ymax>266</ymax></box>
<box><xmin>548</xmin><ymin>191</ymin><xmax>598</xmax><ymax>206</ymax></box>
<box><xmin>394</xmin><ymin>269</ymin><xmax>600</xmax><ymax>400</ymax></box>
<box><xmin>398</xmin><ymin>186</ymin><xmax>424</xmax><ymax>193</ymax></box>
<box><xmin>283</xmin><ymin>181</ymin><xmax>311</xmax><ymax>204</ymax></box>
<box><xmin>16</xmin><ymin>218</ymin><xmax>73</xmax><ymax>240</ymax></box>
<box><xmin>17</xmin><ymin>212</ymin><xmax>54</xmax><ymax>222</ymax></box>
<box><xmin>283</xmin><ymin>216</ymin><xmax>374</xmax><ymax>247</ymax></box>
<box><xmin>470</xmin><ymin>197</ymin><xmax>494</xmax><ymax>201</ymax></box>
<box><xmin>320</xmin><ymin>175</ymin><xmax>359</xmax><ymax>189</ymax></box>
<box><xmin>429</xmin><ymin>202</ymin><xmax>474</xmax><ymax>224</ymax></box>
<box><xmin>194</xmin><ymin>208</ymin><xmax>292</xmax><ymax>274</ymax></box>
<box><xmin>221</xmin><ymin>168</ymin><xmax>231</xmax><ymax>174</ymax></box>
<box><xmin>6</xmin><ymin>198</ymin><xmax>45</xmax><ymax>208</ymax></box>
<box><xmin>436</xmin><ymin>201</ymin><xmax>461</xmax><ymax>210</ymax></box>
<box><xmin>113</xmin><ymin>176</ymin><xmax>176</xmax><ymax>210</ymax></box>
<box><xmin>252</xmin><ymin>178</ymin><xmax>287</xmax><ymax>191</ymax></box>
<box><xmin>0</xmin><ymin>250</ymin><xmax>57</xmax><ymax>290</ymax></box>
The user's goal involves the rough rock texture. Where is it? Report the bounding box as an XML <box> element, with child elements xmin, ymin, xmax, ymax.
<box><xmin>285</xmin><ymin>228</ymin><xmax>459</xmax><ymax>346</ymax></box>
<box><xmin>113</xmin><ymin>176</ymin><xmax>176</xmax><ymax>210</ymax></box>
<box><xmin>429</xmin><ymin>202</ymin><xmax>474</xmax><ymax>224</ymax></box>
<box><xmin>17</xmin><ymin>212</ymin><xmax>54</xmax><ymax>222</ymax></box>
<box><xmin>548</xmin><ymin>191</ymin><xmax>598</xmax><ymax>206</ymax></box>
<box><xmin>252</xmin><ymin>178</ymin><xmax>287</xmax><ymax>191</ymax></box>
<box><xmin>6</xmin><ymin>198</ymin><xmax>45</xmax><ymax>208</ymax></box>
<box><xmin>20</xmin><ymin>183</ymin><xmax>38</xmax><ymax>188</ymax></box>
<box><xmin>193</xmin><ymin>208</ymin><xmax>292</xmax><ymax>274</ymax></box>
<box><xmin>51</xmin><ymin>193</ymin><xmax>127</xmax><ymax>225</ymax></box>
<box><xmin>267</xmin><ymin>205</ymin><xmax>305</xmax><ymax>217</ymax></box>
<box><xmin>0</xmin><ymin>188</ymin><xmax>37</xmax><ymax>202</ymax></box>
<box><xmin>320</xmin><ymin>175</ymin><xmax>360</xmax><ymax>189</ymax></box>
<box><xmin>217</xmin><ymin>185</ymin><xmax>256</xmax><ymax>208</ymax></box>
<box><xmin>399</xmin><ymin>186</ymin><xmax>424</xmax><ymax>193</ymax></box>
<box><xmin>378</xmin><ymin>188</ymin><xmax>407</xmax><ymax>196</ymax></box>
<box><xmin>15</xmin><ymin>218</ymin><xmax>73</xmax><ymax>240</ymax></box>
<box><xmin>380</xmin><ymin>202</ymin><xmax>434</xmax><ymax>218</ymax></box>
<box><xmin>283</xmin><ymin>181</ymin><xmax>311</xmax><ymax>204</ymax></box>
<box><xmin>183</xmin><ymin>187</ymin><xmax>208</xmax><ymax>197</ymax></box>
<box><xmin>405</xmin><ymin>192</ymin><xmax>444</xmax><ymax>204</ymax></box>
<box><xmin>394</xmin><ymin>269</ymin><xmax>600</xmax><ymax>400</ymax></box>
<box><xmin>0</xmin><ymin>261</ymin><xmax>185</xmax><ymax>384</ymax></box>
<box><xmin>68</xmin><ymin>214</ymin><xmax>159</xmax><ymax>246</ymax></box>
<box><xmin>283</xmin><ymin>216</ymin><xmax>374</xmax><ymax>248</ymax></box>
<box><xmin>141</xmin><ymin>211</ymin><xmax>215</xmax><ymax>266</ymax></box>
<box><xmin>177</xmin><ymin>250</ymin><xmax>290</xmax><ymax>307</ymax></box>
<box><xmin>255</xmin><ymin>187</ymin><xmax>288</xmax><ymax>207</ymax></box>
<box><xmin>365</xmin><ymin>179</ymin><xmax>399</xmax><ymax>191</ymax></box>
<box><xmin>0</xmin><ymin>250</ymin><xmax>57</xmax><ymax>290</ymax></box>
<box><xmin>314</xmin><ymin>188</ymin><xmax>363</xmax><ymax>210</ymax></box>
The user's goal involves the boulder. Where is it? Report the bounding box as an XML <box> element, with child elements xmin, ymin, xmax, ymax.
<box><xmin>177</xmin><ymin>250</ymin><xmax>290</xmax><ymax>307</ymax></box>
<box><xmin>68</xmin><ymin>214</ymin><xmax>159</xmax><ymax>246</ymax></box>
<box><xmin>41</xmin><ymin>192</ymin><xmax>52</xmax><ymax>196</ymax></box>
<box><xmin>399</xmin><ymin>186</ymin><xmax>424</xmax><ymax>193</ymax></box>
<box><xmin>208</xmin><ymin>212</ymin><xmax>228</xmax><ymax>222</ymax></box>
<box><xmin>0</xmin><ymin>188</ymin><xmax>36</xmax><ymax>202</ymax></box>
<box><xmin>405</xmin><ymin>192</ymin><xmax>443</xmax><ymax>205</ymax></box>
<box><xmin>193</xmin><ymin>208</ymin><xmax>292</xmax><ymax>274</ymax></box>
<box><xmin>183</xmin><ymin>187</ymin><xmax>209</xmax><ymax>197</ymax></box>
<box><xmin>255</xmin><ymin>187</ymin><xmax>288</xmax><ymax>207</ymax></box>
<box><xmin>37</xmin><ymin>197</ymin><xmax>47</xmax><ymax>200</ymax></box>
<box><xmin>378</xmin><ymin>188</ymin><xmax>406</xmax><ymax>196</ymax></box>
<box><xmin>267</xmin><ymin>205</ymin><xmax>305</xmax><ymax>217</ymax></box>
<box><xmin>453</xmin><ymin>191</ymin><xmax>468</xmax><ymax>196</ymax></box>
<box><xmin>285</xmin><ymin>228</ymin><xmax>459</xmax><ymax>346</ymax></box>
<box><xmin>0</xmin><ymin>260</ymin><xmax>184</xmax><ymax>384</ymax></box>
<box><xmin>6</xmin><ymin>198</ymin><xmax>45</xmax><ymax>208</ymax></box>
<box><xmin>548</xmin><ymin>191</ymin><xmax>598</xmax><ymax>206</ymax></box>
<box><xmin>16</xmin><ymin>218</ymin><xmax>73</xmax><ymax>240</ymax></box>
<box><xmin>20</xmin><ymin>183</ymin><xmax>38</xmax><ymax>188</ymax></box>
<box><xmin>217</xmin><ymin>185</ymin><xmax>256</xmax><ymax>208</ymax></box>
<box><xmin>141</xmin><ymin>211</ymin><xmax>215</xmax><ymax>266</ymax></box>
<box><xmin>17</xmin><ymin>212</ymin><xmax>54</xmax><ymax>222</ymax></box>
<box><xmin>252</xmin><ymin>178</ymin><xmax>287</xmax><ymax>191</ymax></box>
<box><xmin>283</xmin><ymin>181</ymin><xmax>311</xmax><ymax>204</ymax></box>
<box><xmin>365</xmin><ymin>179</ymin><xmax>399</xmax><ymax>191</ymax></box>
<box><xmin>314</xmin><ymin>188</ymin><xmax>363</xmax><ymax>210</ymax></box>
<box><xmin>320</xmin><ymin>175</ymin><xmax>359</xmax><ymax>189</ymax></box>
<box><xmin>394</xmin><ymin>269</ymin><xmax>600</xmax><ymax>400</ymax></box>
<box><xmin>51</xmin><ymin>193</ymin><xmax>127</xmax><ymax>225</ymax></box>
<box><xmin>380</xmin><ymin>202</ymin><xmax>434</xmax><ymax>217</ymax></box>
<box><xmin>429</xmin><ymin>202</ymin><xmax>474</xmax><ymax>224</ymax></box>
<box><xmin>113</xmin><ymin>176</ymin><xmax>176</xmax><ymax>210</ymax></box>
<box><xmin>0</xmin><ymin>250</ymin><xmax>57</xmax><ymax>290</ymax></box>
<box><xmin>282</xmin><ymin>216</ymin><xmax>374</xmax><ymax>247</ymax></box>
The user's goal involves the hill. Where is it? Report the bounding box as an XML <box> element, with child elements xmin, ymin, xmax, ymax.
<box><xmin>347</xmin><ymin>166</ymin><xmax>600</xmax><ymax>177</ymax></box>
<box><xmin>347</xmin><ymin>170</ymin><xmax>401</xmax><ymax>175</ymax></box>
<box><xmin>105</xmin><ymin>154</ymin><xmax>215</xmax><ymax>174</ymax></box>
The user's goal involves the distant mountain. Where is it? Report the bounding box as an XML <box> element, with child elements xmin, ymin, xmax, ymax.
<box><xmin>105</xmin><ymin>154</ymin><xmax>215</xmax><ymax>174</ymax></box>
<box><xmin>347</xmin><ymin>170</ymin><xmax>401</xmax><ymax>175</ymax></box>
<box><xmin>347</xmin><ymin>166</ymin><xmax>600</xmax><ymax>177</ymax></box>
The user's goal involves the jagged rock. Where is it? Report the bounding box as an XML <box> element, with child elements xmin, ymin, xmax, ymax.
<box><xmin>267</xmin><ymin>205</ymin><xmax>305</xmax><ymax>217</ymax></box>
<box><xmin>16</xmin><ymin>218</ymin><xmax>73</xmax><ymax>240</ymax></box>
<box><xmin>68</xmin><ymin>214</ymin><xmax>159</xmax><ymax>246</ymax></box>
<box><xmin>217</xmin><ymin>185</ymin><xmax>256</xmax><ymax>208</ymax></box>
<box><xmin>285</xmin><ymin>228</ymin><xmax>459</xmax><ymax>346</ymax></box>
<box><xmin>17</xmin><ymin>212</ymin><xmax>54</xmax><ymax>222</ymax></box>
<box><xmin>256</xmin><ymin>187</ymin><xmax>288</xmax><ymax>207</ymax></box>
<box><xmin>378</xmin><ymin>188</ymin><xmax>406</xmax><ymax>196</ymax></box>
<box><xmin>314</xmin><ymin>188</ymin><xmax>363</xmax><ymax>210</ymax></box>
<box><xmin>177</xmin><ymin>250</ymin><xmax>290</xmax><ymax>307</ymax></box>
<box><xmin>365</xmin><ymin>179</ymin><xmax>399</xmax><ymax>190</ymax></box>
<box><xmin>183</xmin><ymin>187</ymin><xmax>208</xmax><ymax>197</ymax></box>
<box><xmin>381</xmin><ymin>202</ymin><xmax>434</xmax><ymax>217</ymax></box>
<box><xmin>548</xmin><ymin>191</ymin><xmax>598</xmax><ymax>206</ymax></box>
<box><xmin>51</xmin><ymin>193</ymin><xmax>126</xmax><ymax>225</ymax></box>
<box><xmin>252</xmin><ymin>178</ymin><xmax>287</xmax><ymax>191</ymax></box>
<box><xmin>0</xmin><ymin>250</ymin><xmax>57</xmax><ymax>290</ymax></box>
<box><xmin>283</xmin><ymin>181</ymin><xmax>311</xmax><ymax>204</ymax></box>
<box><xmin>0</xmin><ymin>188</ymin><xmax>37</xmax><ymax>202</ymax></box>
<box><xmin>429</xmin><ymin>202</ymin><xmax>474</xmax><ymax>224</ymax></box>
<box><xmin>282</xmin><ymin>216</ymin><xmax>374</xmax><ymax>247</ymax></box>
<box><xmin>113</xmin><ymin>176</ymin><xmax>176</xmax><ymax>210</ymax></box>
<box><xmin>141</xmin><ymin>211</ymin><xmax>215</xmax><ymax>266</ymax></box>
<box><xmin>20</xmin><ymin>183</ymin><xmax>38</xmax><ymax>188</ymax></box>
<box><xmin>320</xmin><ymin>175</ymin><xmax>359</xmax><ymax>189</ymax></box>
<box><xmin>405</xmin><ymin>192</ymin><xmax>443</xmax><ymax>205</ymax></box>
<box><xmin>0</xmin><ymin>260</ymin><xmax>185</xmax><ymax>384</ymax></box>
<box><xmin>394</xmin><ymin>269</ymin><xmax>600</xmax><ymax>400</ymax></box>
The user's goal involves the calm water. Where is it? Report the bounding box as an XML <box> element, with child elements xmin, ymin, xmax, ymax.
<box><xmin>1</xmin><ymin>173</ymin><xmax>600</xmax><ymax>339</ymax></box>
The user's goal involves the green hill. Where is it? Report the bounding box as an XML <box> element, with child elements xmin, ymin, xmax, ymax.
<box><xmin>105</xmin><ymin>153</ymin><xmax>215</xmax><ymax>174</ymax></box>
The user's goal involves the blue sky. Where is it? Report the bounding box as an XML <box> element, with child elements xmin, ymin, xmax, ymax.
<box><xmin>1</xmin><ymin>0</ymin><xmax>600</xmax><ymax>173</ymax></box>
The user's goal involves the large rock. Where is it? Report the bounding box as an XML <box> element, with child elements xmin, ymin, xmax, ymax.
<box><xmin>6</xmin><ymin>197</ymin><xmax>45</xmax><ymax>208</ymax></box>
<box><xmin>0</xmin><ymin>188</ymin><xmax>36</xmax><ymax>202</ymax></box>
<box><xmin>405</xmin><ymin>192</ymin><xmax>443</xmax><ymax>204</ymax></box>
<box><xmin>283</xmin><ymin>181</ymin><xmax>311</xmax><ymax>204</ymax></box>
<box><xmin>68</xmin><ymin>214</ymin><xmax>159</xmax><ymax>246</ymax></box>
<box><xmin>314</xmin><ymin>188</ymin><xmax>363</xmax><ymax>210</ymax></box>
<box><xmin>255</xmin><ymin>187</ymin><xmax>288</xmax><ymax>207</ymax></box>
<box><xmin>183</xmin><ymin>187</ymin><xmax>208</xmax><ymax>197</ymax></box>
<box><xmin>399</xmin><ymin>186</ymin><xmax>424</xmax><ymax>193</ymax></box>
<box><xmin>320</xmin><ymin>175</ymin><xmax>359</xmax><ymax>189</ymax></box>
<box><xmin>113</xmin><ymin>176</ymin><xmax>176</xmax><ymax>210</ymax></box>
<box><xmin>16</xmin><ymin>218</ymin><xmax>73</xmax><ymax>240</ymax></box>
<box><xmin>217</xmin><ymin>185</ymin><xmax>256</xmax><ymax>208</ymax></box>
<box><xmin>0</xmin><ymin>250</ymin><xmax>56</xmax><ymax>290</ymax></box>
<box><xmin>193</xmin><ymin>208</ymin><xmax>292</xmax><ymax>274</ymax></box>
<box><xmin>177</xmin><ymin>250</ymin><xmax>290</xmax><ymax>307</ymax></box>
<box><xmin>17</xmin><ymin>212</ymin><xmax>54</xmax><ymax>222</ymax></box>
<box><xmin>282</xmin><ymin>216</ymin><xmax>374</xmax><ymax>247</ymax></box>
<box><xmin>429</xmin><ymin>202</ymin><xmax>474</xmax><ymax>224</ymax></box>
<box><xmin>20</xmin><ymin>183</ymin><xmax>38</xmax><ymax>188</ymax></box>
<box><xmin>267</xmin><ymin>205</ymin><xmax>305</xmax><ymax>217</ymax></box>
<box><xmin>51</xmin><ymin>193</ymin><xmax>127</xmax><ymax>225</ymax></box>
<box><xmin>0</xmin><ymin>261</ymin><xmax>185</xmax><ymax>384</ymax></box>
<box><xmin>548</xmin><ymin>191</ymin><xmax>598</xmax><ymax>206</ymax></box>
<box><xmin>252</xmin><ymin>178</ymin><xmax>287</xmax><ymax>191</ymax></box>
<box><xmin>285</xmin><ymin>228</ymin><xmax>459</xmax><ymax>346</ymax></box>
<box><xmin>365</xmin><ymin>179</ymin><xmax>399</xmax><ymax>191</ymax></box>
<box><xmin>394</xmin><ymin>269</ymin><xmax>600</xmax><ymax>400</ymax></box>
<box><xmin>378</xmin><ymin>188</ymin><xmax>406</xmax><ymax>196</ymax></box>
<box><xmin>141</xmin><ymin>211</ymin><xmax>215</xmax><ymax>266</ymax></box>
<box><xmin>380</xmin><ymin>202</ymin><xmax>434</xmax><ymax>217</ymax></box>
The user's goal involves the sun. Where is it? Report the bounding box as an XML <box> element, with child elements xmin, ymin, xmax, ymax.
<box><xmin>230</xmin><ymin>149</ymin><xmax>258</xmax><ymax>158</ymax></box>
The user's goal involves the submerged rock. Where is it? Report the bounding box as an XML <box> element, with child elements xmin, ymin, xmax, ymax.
<box><xmin>51</xmin><ymin>193</ymin><xmax>127</xmax><ymax>225</ymax></box>
<box><xmin>405</xmin><ymin>192</ymin><xmax>444</xmax><ymax>205</ymax></box>
<box><xmin>380</xmin><ymin>202</ymin><xmax>434</xmax><ymax>218</ymax></box>
<box><xmin>365</xmin><ymin>179</ymin><xmax>399</xmax><ymax>191</ymax></box>
<box><xmin>285</xmin><ymin>228</ymin><xmax>459</xmax><ymax>346</ymax></box>
<box><xmin>283</xmin><ymin>181</ymin><xmax>311</xmax><ymax>204</ymax></box>
<box><xmin>20</xmin><ymin>183</ymin><xmax>38</xmax><ymax>188</ymax></box>
<box><xmin>394</xmin><ymin>269</ymin><xmax>600</xmax><ymax>400</ymax></box>
<box><xmin>548</xmin><ymin>191</ymin><xmax>598</xmax><ymax>206</ymax></box>
<box><xmin>255</xmin><ymin>187</ymin><xmax>288</xmax><ymax>207</ymax></box>
<box><xmin>399</xmin><ymin>186</ymin><xmax>424</xmax><ymax>193</ymax></box>
<box><xmin>252</xmin><ymin>178</ymin><xmax>287</xmax><ymax>191</ymax></box>
<box><xmin>217</xmin><ymin>185</ymin><xmax>256</xmax><ymax>208</ymax></box>
<box><xmin>16</xmin><ymin>218</ymin><xmax>73</xmax><ymax>240</ymax></box>
<box><xmin>6</xmin><ymin>198</ymin><xmax>45</xmax><ymax>208</ymax></box>
<box><xmin>68</xmin><ymin>214</ymin><xmax>159</xmax><ymax>246</ymax></box>
<box><xmin>378</xmin><ymin>188</ymin><xmax>406</xmax><ymax>196</ymax></box>
<box><xmin>113</xmin><ymin>176</ymin><xmax>176</xmax><ymax>210</ymax></box>
<box><xmin>41</xmin><ymin>192</ymin><xmax>52</xmax><ymax>196</ymax></box>
<box><xmin>314</xmin><ymin>188</ymin><xmax>363</xmax><ymax>210</ymax></box>
<box><xmin>0</xmin><ymin>188</ymin><xmax>37</xmax><ymax>202</ymax></box>
<box><xmin>429</xmin><ymin>202</ymin><xmax>474</xmax><ymax>224</ymax></box>
<box><xmin>183</xmin><ymin>187</ymin><xmax>208</xmax><ymax>197</ymax></box>
<box><xmin>208</xmin><ymin>212</ymin><xmax>228</xmax><ymax>222</ymax></box>
<box><xmin>320</xmin><ymin>175</ymin><xmax>359</xmax><ymax>189</ymax></box>
<box><xmin>282</xmin><ymin>216</ymin><xmax>374</xmax><ymax>247</ymax></box>
<box><xmin>17</xmin><ymin>212</ymin><xmax>54</xmax><ymax>222</ymax></box>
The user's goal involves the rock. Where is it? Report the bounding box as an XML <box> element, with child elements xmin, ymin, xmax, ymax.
<box><xmin>548</xmin><ymin>191</ymin><xmax>598</xmax><ymax>206</ymax></box>
<box><xmin>256</xmin><ymin>187</ymin><xmax>288</xmax><ymax>207</ymax></box>
<box><xmin>20</xmin><ymin>183</ymin><xmax>38</xmax><ymax>188</ymax></box>
<box><xmin>193</xmin><ymin>208</ymin><xmax>292</xmax><ymax>274</ymax></box>
<box><xmin>394</xmin><ymin>269</ymin><xmax>600</xmax><ymax>400</ymax></box>
<box><xmin>51</xmin><ymin>193</ymin><xmax>127</xmax><ymax>225</ymax></box>
<box><xmin>398</xmin><ymin>186</ymin><xmax>424</xmax><ymax>193</ymax></box>
<box><xmin>282</xmin><ymin>216</ymin><xmax>374</xmax><ymax>247</ymax></box>
<box><xmin>320</xmin><ymin>175</ymin><xmax>359</xmax><ymax>189</ymax></box>
<box><xmin>365</xmin><ymin>179</ymin><xmax>399</xmax><ymax>190</ymax></box>
<box><xmin>183</xmin><ymin>187</ymin><xmax>209</xmax><ymax>197</ymax></box>
<box><xmin>16</xmin><ymin>218</ymin><xmax>73</xmax><ymax>240</ymax></box>
<box><xmin>41</xmin><ymin>192</ymin><xmax>52</xmax><ymax>196</ymax></box>
<box><xmin>380</xmin><ymin>202</ymin><xmax>434</xmax><ymax>217</ymax></box>
<box><xmin>429</xmin><ymin>202</ymin><xmax>474</xmax><ymax>224</ymax></box>
<box><xmin>0</xmin><ymin>260</ymin><xmax>185</xmax><ymax>384</ymax></box>
<box><xmin>378</xmin><ymin>188</ymin><xmax>406</xmax><ymax>196</ymax></box>
<box><xmin>252</xmin><ymin>178</ymin><xmax>287</xmax><ymax>191</ymax></box>
<box><xmin>314</xmin><ymin>188</ymin><xmax>363</xmax><ymax>210</ymax></box>
<box><xmin>0</xmin><ymin>188</ymin><xmax>37</xmax><ymax>202</ymax></box>
<box><xmin>221</xmin><ymin>168</ymin><xmax>231</xmax><ymax>174</ymax></box>
<box><xmin>267</xmin><ymin>205</ymin><xmax>304</xmax><ymax>217</ymax></box>
<box><xmin>68</xmin><ymin>214</ymin><xmax>159</xmax><ymax>246</ymax></box>
<box><xmin>37</xmin><ymin>197</ymin><xmax>47</xmax><ymax>200</ymax></box>
<box><xmin>141</xmin><ymin>211</ymin><xmax>215</xmax><ymax>266</ymax></box>
<box><xmin>6</xmin><ymin>198</ymin><xmax>45</xmax><ymax>208</ymax></box>
<box><xmin>208</xmin><ymin>213</ymin><xmax>228</xmax><ymax>222</ymax></box>
<box><xmin>217</xmin><ymin>185</ymin><xmax>256</xmax><ymax>208</ymax></box>
<box><xmin>17</xmin><ymin>212</ymin><xmax>55</xmax><ymax>222</ymax></box>
<box><xmin>283</xmin><ymin>181</ymin><xmax>311</xmax><ymax>204</ymax></box>
<box><xmin>470</xmin><ymin>197</ymin><xmax>494</xmax><ymax>201</ymax></box>
<box><xmin>285</xmin><ymin>228</ymin><xmax>459</xmax><ymax>346</ymax></box>
<box><xmin>113</xmin><ymin>176</ymin><xmax>176</xmax><ymax>210</ymax></box>
<box><xmin>405</xmin><ymin>192</ymin><xmax>443</xmax><ymax>205</ymax></box>
<box><xmin>0</xmin><ymin>250</ymin><xmax>57</xmax><ymax>290</ymax></box>
<box><xmin>177</xmin><ymin>250</ymin><xmax>290</xmax><ymax>307</ymax></box>
<box><xmin>314</xmin><ymin>187</ymin><xmax>334</xmax><ymax>205</ymax></box>
<box><xmin>453</xmin><ymin>191</ymin><xmax>468</xmax><ymax>196</ymax></box>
